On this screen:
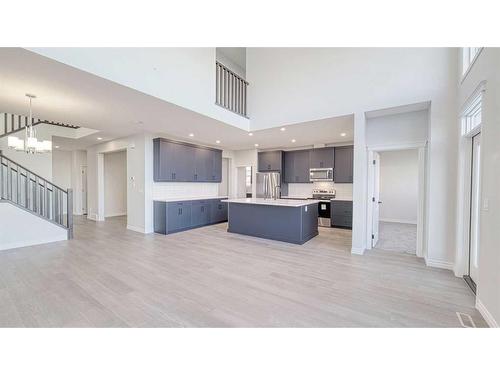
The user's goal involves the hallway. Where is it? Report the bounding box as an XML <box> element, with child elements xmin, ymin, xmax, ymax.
<box><xmin>375</xmin><ymin>221</ymin><xmax>417</xmax><ymax>254</ymax></box>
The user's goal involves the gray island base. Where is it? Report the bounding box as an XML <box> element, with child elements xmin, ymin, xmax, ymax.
<box><xmin>222</xmin><ymin>198</ymin><xmax>319</xmax><ymax>245</ymax></box>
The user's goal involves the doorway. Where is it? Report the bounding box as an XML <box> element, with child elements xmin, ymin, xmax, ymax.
<box><xmin>465</xmin><ymin>132</ymin><xmax>481</xmax><ymax>293</ymax></box>
<box><xmin>103</xmin><ymin>150</ymin><xmax>127</xmax><ymax>220</ymax></box>
<box><xmin>236</xmin><ymin>166</ymin><xmax>252</xmax><ymax>198</ymax></box>
<box><xmin>367</xmin><ymin>145</ymin><xmax>426</xmax><ymax>256</ymax></box>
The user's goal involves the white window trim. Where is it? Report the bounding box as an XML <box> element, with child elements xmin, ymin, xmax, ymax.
<box><xmin>461</xmin><ymin>47</ymin><xmax>484</xmax><ymax>83</ymax></box>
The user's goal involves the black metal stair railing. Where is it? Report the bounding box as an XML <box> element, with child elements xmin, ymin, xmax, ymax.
<box><xmin>0</xmin><ymin>112</ymin><xmax>80</xmax><ymax>139</ymax></box>
<box><xmin>0</xmin><ymin>152</ymin><xmax>73</xmax><ymax>239</ymax></box>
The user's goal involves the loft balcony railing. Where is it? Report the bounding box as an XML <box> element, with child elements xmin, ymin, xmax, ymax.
<box><xmin>0</xmin><ymin>152</ymin><xmax>73</xmax><ymax>239</ymax></box>
<box><xmin>215</xmin><ymin>61</ymin><xmax>249</xmax><ymax>118</ymax></box>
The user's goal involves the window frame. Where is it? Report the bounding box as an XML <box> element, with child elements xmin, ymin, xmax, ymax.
<box><xmin>461</xmin><ymin>47</ymin><xmax>483</xmax><ymax>81</ymax></box>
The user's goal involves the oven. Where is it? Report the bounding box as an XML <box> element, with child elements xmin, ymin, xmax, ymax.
<box><xmin>317</xmin><ymin>201</ymin><xmax>331</xmax><ymax>227</ymax></box>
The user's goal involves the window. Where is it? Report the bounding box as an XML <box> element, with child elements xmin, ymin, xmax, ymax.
<box><xmin>461</xmin><ymin>86</ymin><xmax>484</xmax><ymax>136</ymax></box>
<box><xmin>462</xmin><ymin>47</ymin><xmax>482</xmax><ymax>76</ymax></box>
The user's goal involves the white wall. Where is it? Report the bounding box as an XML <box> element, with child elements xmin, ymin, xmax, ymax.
<box><xmin>31</xmin><ymin>48</ymin><xmax>250</xmax><ymax>131</ymax></box>
<box><xmin>458</xmin><ymin>48</ymin><xmax>500</xmax><ymax>327</ymax></box>
<box><xmin>104</xmin><ymin>151</ymin><xmax>127</xmax><ymax>217</ymax></box>
<box><xmin>366</xmin><ymin>110</ymin><xmax>429</xmax><ymax>147</ymax></box>
<box><xmin>0</xmin><ymin>202</ymin><xmax>67</xmax><ymax>250</ymax></box>
<box><xmin>52</xmin><ymin>150</ymin><xmax>72</xmax><ymax>189</ymax></box>
<box><xmin>218</xmin><ymin>158</ymin><xmax>229</xmax><ymax>197</ymax></box>
<box><xmin>379</xmin><ymin>149</ymin><xmax>418</xmax><ymax>224</ymax></box>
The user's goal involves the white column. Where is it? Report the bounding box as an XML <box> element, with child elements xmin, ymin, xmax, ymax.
<box><xmin>351</xmin><ymin>112</ymin><xmax>367</xmax><ymax>254</ymax></box>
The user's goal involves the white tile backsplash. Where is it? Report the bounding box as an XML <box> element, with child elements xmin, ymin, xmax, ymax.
<box><xmin>287</xmin><ymin>182</ymin><xmax>353</xmax><ymax>200</ymax></box>
<box><xmin>153</xmin><ymin>182</ymin><xmax>220</xmax><ymax>200</ymax></box>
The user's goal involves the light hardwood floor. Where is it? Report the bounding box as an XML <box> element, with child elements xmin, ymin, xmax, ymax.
<box><xmin>0</xmin><ymin>216</ymin><xmax>486</xmax><ymax>327</ymax></box>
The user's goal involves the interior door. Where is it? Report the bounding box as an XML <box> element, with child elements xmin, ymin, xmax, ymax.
<box><xmin>469</xmin><ymin>133</ymin><xmax>482</xmax><ymax>284</ymax></box>
<box><xmin>371</xmin><ymin>152</ymin><xmax>381</xmax><ymax>247</ymax></box>
<box><xmin>81</xmin><ymin>166</ymin><xmax>87</xmax><ymax>215</ymax></box>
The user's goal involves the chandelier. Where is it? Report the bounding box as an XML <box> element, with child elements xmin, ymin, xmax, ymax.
<box><xmin>8</xmin><ymin>94</ymin><xmax>52</xmax><ymax>154</ymax></box>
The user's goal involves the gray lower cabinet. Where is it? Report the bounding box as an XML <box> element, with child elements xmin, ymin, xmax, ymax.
<box><xmin>258</xmin><ymin>151</ymin><xmax>283</xmax><ymax>172</ymax></box>
<box><xmin>309</xmin><ymin>147</ymin><xmax>334</xmax><ymax>169</ymax></box>
<box><xmin>334</xmin><ymin>146</ymin><xmax>354</xmax><ymax>183</ymax></box>
<box><xmin>211</xmin><ymin>200</ymin><xmax>228</xmax><ymax>223</ymax></box>
<box><xmin>191</xmin><ymin>200</ymin><xmax>210</xmax><ymax>226</ymax></box>
<box><xmin>154</xmin><ymin>199</ymin><xmax>227</xmax><ymax>235</ymax></box>
<box><xmin>167</xmin><ymin>202</ymin><xmax>192</xmax><ymax>232</ymax></box>
<box><xmin>284</xmin><ymin>150</ymin><xmax>310</xmax><ymax>183</ymax></box>
<box><xmin>330</xmin><ymin>200</ymin><xmax>353</xmax><ymax>229</ymax></box>
<box><xmin>154</xmin><ymin>138</ymin><xmax>222</xmax><ymax>183</ymax></box>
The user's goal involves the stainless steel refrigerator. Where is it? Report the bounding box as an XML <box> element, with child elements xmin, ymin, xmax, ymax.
<box><xmin>256</xmin><ymin>172</ymin><xmax>281</xmax><ymax>199</ymax></box>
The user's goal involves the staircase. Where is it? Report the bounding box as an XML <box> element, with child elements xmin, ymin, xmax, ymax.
<box><xmin>0</xmin><ymin>112</ymin><xmax>79</xmax><ymax>139</ymax></box>
<box><xmin>0</xmin><ymin>152</ymin><xmax>73</xmax><ymax>240</ymax></box>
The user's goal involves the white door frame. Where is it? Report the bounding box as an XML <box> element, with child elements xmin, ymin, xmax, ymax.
<box><xmin>366</xmin><ymin>141</ymin><xmax>427</xmax><ymax>258</ymax></box>
<box><xmin>455</xmin><ymin>126</ymin><xmax>482</xmax><ymax>277</ymax></box>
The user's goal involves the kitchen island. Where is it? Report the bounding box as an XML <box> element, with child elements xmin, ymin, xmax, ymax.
<box><xmin>221</xmin><ymin>198</ymin><xmax>319</xmax><ymax>244</ymax></box>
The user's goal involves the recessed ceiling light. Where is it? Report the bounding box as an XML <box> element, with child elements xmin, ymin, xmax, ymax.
<box><xmin>280</xmin><ymin>127</ymin><xmax>286</xmax><ymax>131</ymax></box>
<box><xmin>248</xmin><ymin>132</ymin><xmax>253</xmax><ymax>136</ymax></box>
<box><xmin>254</xmin><ymin>143</ymin><xmax>259</xmax><ymax>147</ymax></box>
<box><xmin>55</xmin><ymin>145</ymin><xmax>60</xmax><ymax>149</ymax></box>
<box><xmin>216</xmin><ymin>140</ymin><xmax>221</xmax><ymax>144</ymax></box>
<box><xmin>340</xmin><ymin>132</ymin><xmax>346</xmax><ymax>137</ymax></box>
<box><xmin>291</xmin><ymin>139</ymin><xmax>296</xmax><ymax>143</ymax></box>
<box><xmin>97</xmin><ymin>137</ymin><xmax>103</xmax><ymax>140</ymax></box>
<box><xmin>189</xmin><ymin>133</ymin><xmax>194</xmax><ymax>137</ymax></box>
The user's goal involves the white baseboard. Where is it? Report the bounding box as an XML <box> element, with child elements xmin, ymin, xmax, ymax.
<box><xmin>105</xmin><ymin>212</ymin><xmax>127</xmax><ymax>218</ymax></box>
<box><xmin>425</xmin><ymin>257</ymin><xmax>454</xmax><ymax>270</ymax></box>
<box><xmin>0</xmin><ymin>235</ymin><xmax>67</xmax><ymax>251</ymax></box>
<box><xmin>351</xmin><ymin>247</ymin><xmax>365</xmax><ymax>255</ymax></box>
<box><xmin>127</xmin><ymin>224</ymin><xmax>146</xmax><ymax>233</ymax></box>
<box><xmin>380</xmin><ymin>218</ymin><xmax>417</xmax><ymax>225</ymax></box>
<box><xmin>476</xmin><ymin>298</ymin><xmax>499</xmax><ymax>328</ymax></box>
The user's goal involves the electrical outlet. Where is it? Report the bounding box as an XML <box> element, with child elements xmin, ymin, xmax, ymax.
<box><xmin>483</xmin><ymin>197</ymin><xmax>489</xmax><ymax>211</ymax></box>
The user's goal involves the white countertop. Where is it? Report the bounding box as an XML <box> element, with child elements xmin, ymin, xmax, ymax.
<box><xmin>154</xmin><ymin>196</ymin><xmax>228</xmax><ymax>203</ymax></box>
<box><xmin>221</xmin><ymin>198</ymin><xmax>320</xmax><ymax>207</ymax></box>
<box><xmin>281</xmin><ymin>195</ymin><xmax>353</xmax><ymax>202</ymax></box>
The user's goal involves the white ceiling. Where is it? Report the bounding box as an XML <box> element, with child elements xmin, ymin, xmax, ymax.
<box><xmin>0</xmin><ymin>48</ymin><xmax>353</xmax><ymax>151</ymax></box>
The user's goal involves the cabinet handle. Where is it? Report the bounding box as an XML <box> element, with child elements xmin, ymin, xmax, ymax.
<box><xmin>320</xmin><ymin>162</ymin><xmax>324</xmax><ymax>167</ymax></box>
<box><xmin>194</xmin><ymin>174</ymin><xmax>197</xmax><ymax>180</ymax></box>
<box><xmin>201</xmin><ymin>206</ymin><xmax>204</xmax><ymax>212</ymax></box>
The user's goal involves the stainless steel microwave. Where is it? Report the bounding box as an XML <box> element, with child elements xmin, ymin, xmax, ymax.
<box><xmin>309</xmin><ymin>168</ymin><xmax>333</xmax><ymax>182</ymax></box>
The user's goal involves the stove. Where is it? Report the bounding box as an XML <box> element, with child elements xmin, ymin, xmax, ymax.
<box><xmin>311</xmin><ymin>189</ymin><xmax>336</xmax><ymax>201</ymax></box>
<box><xmin>310</xmin><ymin>189</ymin><xmax>336</xmax><ymax>227</ymax></box>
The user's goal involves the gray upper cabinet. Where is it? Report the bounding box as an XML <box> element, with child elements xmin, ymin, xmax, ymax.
<box><xmin>309</xmin><ymin>147</ymin><xmax>334</xmax><ymax>169</ymax></box>
<box><xmin>258</xmin><ymin>151</ymin><xmax>283</xmax><ymax>172</ymax></box>
<box><xmin>194</xmin><ymin>147</ymin><xmax>213</xmax><ymax>182</ymax></box>
<box><xmin>334</xmin><ymin>146</ymin><xmax>354</xmax><ymax>183</ymax></box>
<box><xmin>211</xmin><ymin>149</ymin><xmax>222</xmax><ymax>182</ymax></box>
<box><xmin>284</xmin><ymin>150</ymin><xmax>310</xmax><ymax>183</ymax></box>
<box><xmin>153</xmin><ymin>138</ymin><xmax>222</xmax><ymax>182</ymax></box>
